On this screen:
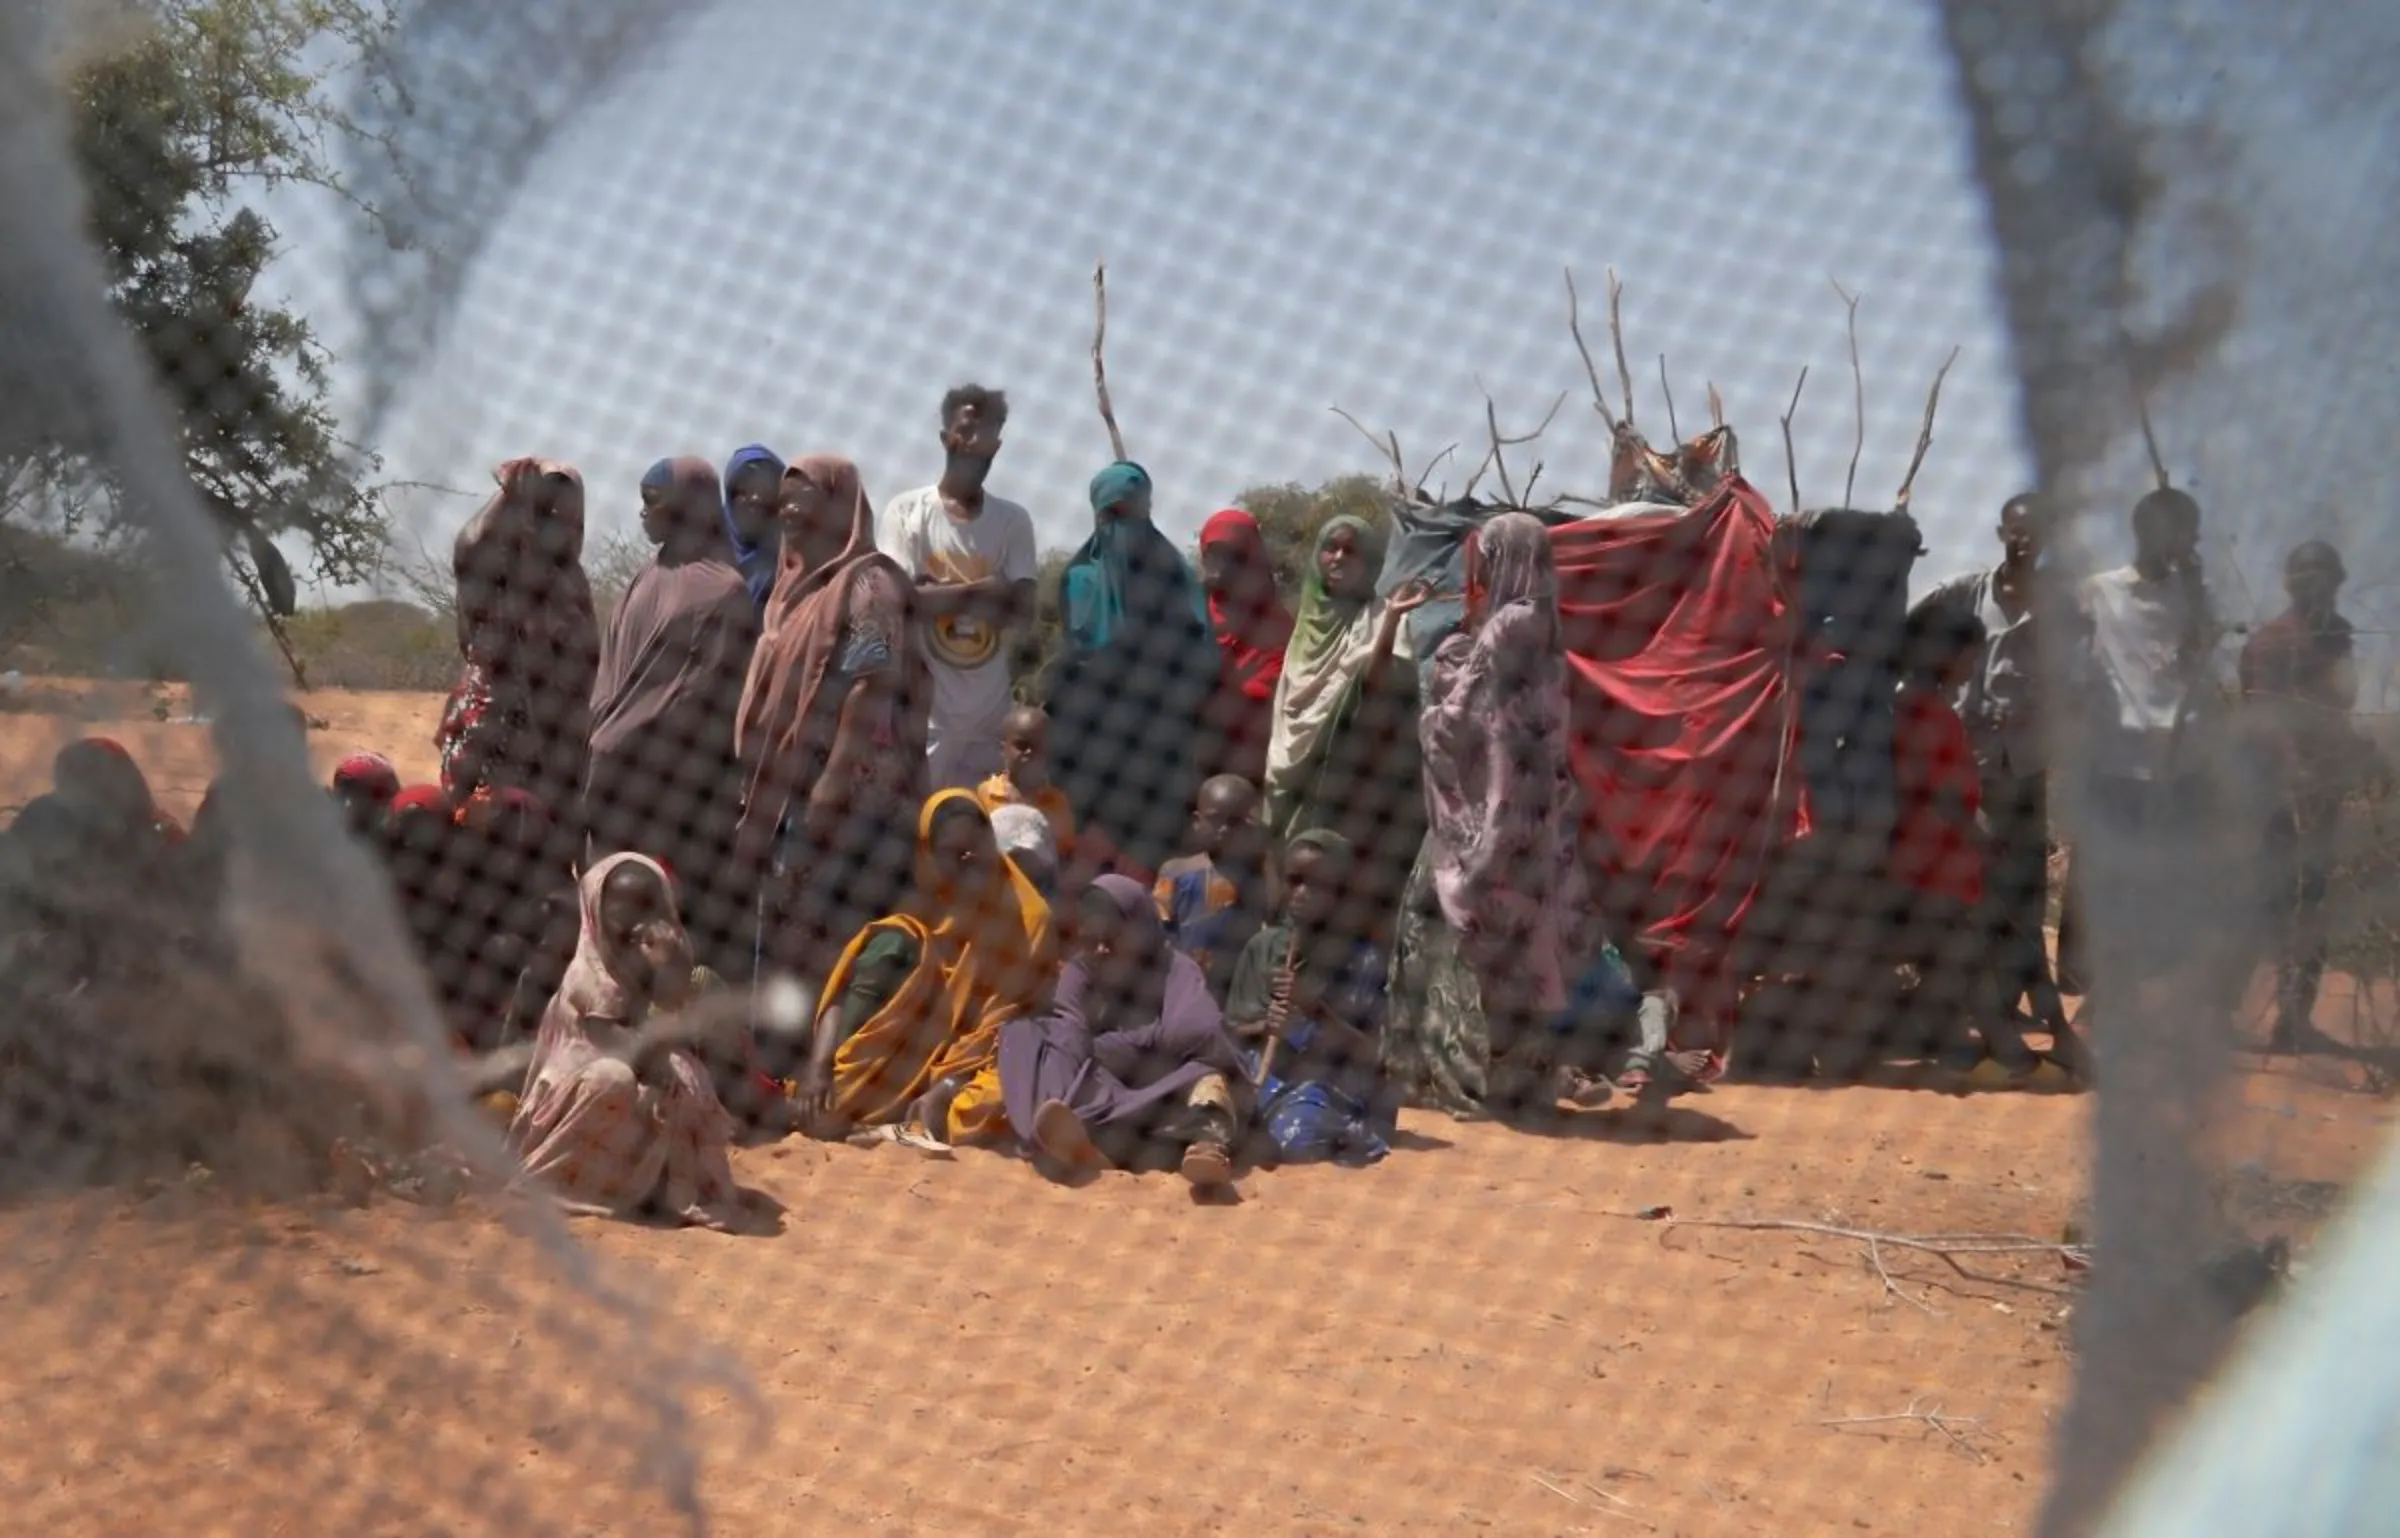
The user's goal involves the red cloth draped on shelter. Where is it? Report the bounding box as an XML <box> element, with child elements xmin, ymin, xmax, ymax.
<box><xmin>1549</xmin><ymin>476</ymin><xmax>1803</xmax><ymax>1024</ymax></box>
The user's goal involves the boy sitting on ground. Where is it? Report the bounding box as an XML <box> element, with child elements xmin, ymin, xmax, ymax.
<box><xmin>1222</xmin><ymin>829</ymin><xmax>1396</xmax><ymax>1166</ymax></box>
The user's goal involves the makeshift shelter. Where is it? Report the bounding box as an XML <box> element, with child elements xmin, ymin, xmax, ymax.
<box><xmin>1549</xmin><ymin>476</ymin><xmax>1803</xmax><ymax>1020</ymax></box>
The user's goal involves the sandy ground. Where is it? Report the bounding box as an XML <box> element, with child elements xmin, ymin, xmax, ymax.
<box><xmin>0</xmin><ymin>679</ymin><xmax>2392</xmax><ymax>1537</ymax></box>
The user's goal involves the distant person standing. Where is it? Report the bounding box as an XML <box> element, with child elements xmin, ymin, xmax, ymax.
<box><xmin>2069</xmin><ymin>487</ymin><xmax>2228</xmax><ymax>987</ymax></box>
<box><xmin>2240</xmin><ymin>540</ymin><xmax>2362</xmax><ymax>1052</ymax></box>
<box><xmin>878</xmin><ymin>385</ymin><xmax>1039</xmax><ymax>790</ymax></box>
<box><xmin>1914</xmin><ymin>492</ymin><xmax>2085</xmax><ymax>1074</ymax></box>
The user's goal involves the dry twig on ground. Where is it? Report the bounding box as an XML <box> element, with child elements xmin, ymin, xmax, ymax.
<box><xmin>1613</xmin><ymin>1211</ymin><xmax>2087</xmax><ymax>1303</ymax></box>
<box><xmin>1831</xmin><ymin>276</ymin><xmax>1866</xmax><ymax>507</ymax></box>
<box><xmin>1821</xmin><ymin>1398</ymin><xmax>1995</xmax><ymax>1463</ymax></box>
<box><xmin>1893</xmin><ymin>345</ymin><xmax>1962</xmax><ymax>510</ymax></box>
<box><xmin>1091</xmin><ymin>260</ymin><xmax>1126</xmax><ymax>462</ymax></box>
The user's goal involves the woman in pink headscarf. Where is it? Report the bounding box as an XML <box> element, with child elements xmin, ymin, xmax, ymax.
<box><xmin>734</xmin><ymin>455</ymin><xmax>930</xmax><ymax>999</ymax></box>
<box><xmin>507</xmin><ymin>851</ymin><xmax>746</xmax><ymax>1229</ymax></box>
<box><xmin>1386</xmin><ymin>513</ymin><xmax>1629</xmax><ymax>1122</ymax></box>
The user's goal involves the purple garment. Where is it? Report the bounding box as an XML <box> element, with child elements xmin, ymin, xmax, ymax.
<box><xmin>999</xmin><ymin>875</ymin><xmax>1244</xmax><ymax>1136</ymax></box>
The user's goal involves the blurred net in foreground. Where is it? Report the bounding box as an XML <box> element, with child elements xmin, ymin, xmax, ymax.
<box><xmin>0</xmin><ymin>0</ymin><xmax>2394</xmax><ymax>1535</ymax></box>
<box><xmin>0</xmin><ymin>3</ymin><xmax>733</xmax><ymax>1535</ymax></box>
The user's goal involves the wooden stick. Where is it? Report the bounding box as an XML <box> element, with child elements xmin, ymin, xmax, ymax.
<box><xmin>1657</xmin><ymin>354</ymin><xmax>1680</xmax><ymax>443</ymax></box>
<box><xmin>1779</xmin><ymin>366</ymin><xmax>1809</xmax><ymax>514</ymax></box>
<box><xmin>1707</xmin><ymin>380</ymin><xmax>1725</xmax><ymax>430</ymax></box>
<box><xmin>2125</xmin><ymin>330</ymin><xmax>2172</xmax><ymax>489</ymax></box>
<box><xmin>1468</xmin><ymin>382</ymin><xmax>1568</xmax><ymax>506</ymax></box>
<box><xmin>1091</xmin><ymin>260</ymin><xmax>1126</xmax><ymax>462</ymax></box>
<box><xmin>1605</xmin><ymin>267</ymin><xmax>1637</xmax><ymax>433</ymax></box>
<box><xmin>1563</xmin><ymin>266</ymin><xmax>1622</xmax><ymax>435</ymax></box>
<box><xmin>1252</xmin><ymin>928</ymin><xmax>1304</xmax><ymax>1090</ymax></box>
<box><xmin>1831</xmin><ymin>277</ymin><xmax>1865</xmax><ymax>508</ymax></box>
<box><xmin>1893</xmin><ymin>345</ymin><xmax>1961</xmax><ymax>510</ymax></box>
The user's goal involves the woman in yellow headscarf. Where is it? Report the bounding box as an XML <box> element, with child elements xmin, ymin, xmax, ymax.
<box><xmin>791</xmin><ymin>789</ymin><xmax>1058</xmax><ymax>1143</ymax></box>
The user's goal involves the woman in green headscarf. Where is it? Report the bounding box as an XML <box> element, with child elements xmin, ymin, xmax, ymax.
<box><xmin>1261</xmin><ymin>514</ymin><xmax>1433</xmax><ymax>948</ymax></box>
<box><xmin>1045</xmin><ymin>461</ymin><xmax>1221</xmax><ymax>874</ymax></box>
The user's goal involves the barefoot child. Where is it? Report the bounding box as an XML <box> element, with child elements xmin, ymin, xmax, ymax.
<box><xmin>976</xmin><ymin>703</ymin><xmax>1130</xmax><ymax>891</ymax></box>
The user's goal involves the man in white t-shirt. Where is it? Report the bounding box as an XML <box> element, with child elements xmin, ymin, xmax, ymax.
<box><xmin>878</xmin><ymin>384</ymin><xmax>1040</xmax><ymax>790</ymax></box>
<box><xmin>2067</xmin><ymin>486</ymin><xmax>2230</xmax><ymax>986</ymax></box>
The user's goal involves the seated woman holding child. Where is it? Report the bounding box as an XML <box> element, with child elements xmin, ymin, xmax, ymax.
<box><xmin>1000</xmin><ymin>874</ymin><xmax>1248</xmax><ymax>1189</ymax></box>
<box><xmin>791</xmin><ymin>790</ymin><xmax>1056</xmax><ymax>1145</ymax></box>
<box><xmin>507</xmin><ymin>852</ymin><xmax>748</xmax><ymax>1229</ymax></box>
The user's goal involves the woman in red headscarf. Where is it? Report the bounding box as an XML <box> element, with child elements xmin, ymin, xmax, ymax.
<box><xmin>1196</xmin><ymin>508</ymin><xmax>1294</xmax><ymax>785</ymax></box>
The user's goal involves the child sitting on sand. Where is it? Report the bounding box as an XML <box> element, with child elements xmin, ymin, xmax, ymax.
<box><xmin>1222</xmin><ymin>828</ymin><xmax>1395</xmax><ymax>1166</ymax></box>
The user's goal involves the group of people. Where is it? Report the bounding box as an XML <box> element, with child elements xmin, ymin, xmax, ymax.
<box><xmin>0</xmin><ymin>375</ymin><xmax>2373</xmax><ymax>1228</ymax></box>
<box><xmin>1906</xmin><ymin>485</ymin><xmax>2372</xmax><ymax>1075</ymax></box>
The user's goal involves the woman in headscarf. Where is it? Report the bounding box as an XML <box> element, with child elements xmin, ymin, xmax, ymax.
<box><xmin>1384</xmin><ymin>514</ymin><xmax>1661</xmax><ymax>1120</ymax></box>
<box><xmin>51</xmin><ymin>736</ymin><xmax>184</xmax><ymax>855</ymax></box>
<box><xmin>999</xmin><ymin>873</ymin><xmax>1247</xmax><ymax>1188</ymax></box>
<box><xmin>1262</xmin><ymin>515</ymin><xmax>1433</xmax><ymax>948</ymax></box>
<box><xmin>45</xmin><ymin>737</ymin><xmax>186</xmax><ymax>961</ymax></box>
<box><xmin>586</xmin><ymin>456</ymin><xmax>760</xmax><ymax>977</ymax></box>
<box><xmin>735</xmin><ymin>454</ymin><xmax>930</xmax><ymax>1012</ymax></box>
<box><xmin>1044</xmin><ymin>461</ymin><xmax>1222</xmax><ymax>875</ymax></box>
<box><xmin>1197</xmin><ymin>508</ymin><xmax>1295</xmax><ymax>784</ymax></box>
<box><xmin>791</xmin><ymin>790</ymin><xmax>1056</xmax><ymax>1145</ymax></box>
<box><xmin>721</xmin><ymin>444</ymin><xmax>786</xmax><ymax>610</ymax></box>
<box><xmin>507</xmin><ymin>851</ymin><xmax>746</xmax><ymax>1229</ymax></box>
<box><xmin>330</xmin><ymin>752</ymin><xmax>402</xmax><ymax>839</ymax></box>
<box><xmin>440</xmin><ymin>457</ymin><xmax>600</xmax><ymax>870</ymax></box>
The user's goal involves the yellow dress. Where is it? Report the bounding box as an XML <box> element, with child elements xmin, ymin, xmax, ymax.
<box><xmin>819</xmin><ymin>790</ymin><xmax>1058</xmax><ymax>1141</ymax></box>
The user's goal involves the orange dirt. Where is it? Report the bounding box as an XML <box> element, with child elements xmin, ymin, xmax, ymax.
<box><xmin>0</xmin><ymin>678</ymin><xmax>2391</xmax><ymax>1537</ymax></box>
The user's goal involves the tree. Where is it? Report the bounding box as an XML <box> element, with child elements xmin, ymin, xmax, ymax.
<box><xmin>1232</xmin><ymin>473</ymin><xmax>1395</xmax><ymax>594</ymax></box>
<box><xmin>8</xmin><ymin>1</ymin><xmax>399</xmax><ymax>651</ymax></box>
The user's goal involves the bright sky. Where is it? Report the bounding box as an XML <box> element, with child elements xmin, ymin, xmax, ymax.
<box><xmin>269</xmin><ymin>0</ymin><xmax>2045</xmax><ymax>598</ymax></box>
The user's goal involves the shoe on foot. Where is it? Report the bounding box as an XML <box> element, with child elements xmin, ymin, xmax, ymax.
<box><xmin>1180</xmin><ymin>1140</ymin><xmax>1233</xmax><ymax>1189</ymax></box>
<box><xmin>1032</xmin><ymin>1099</ymin><xmax>1102</xmax><ymax>1168</ymax></box>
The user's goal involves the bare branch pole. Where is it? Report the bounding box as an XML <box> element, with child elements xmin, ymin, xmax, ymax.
<box><xmin>1707</xmin><ymin>381</ymin><xmax>1725</xmax><ymax>430</ymax></box>
<box><xmin>1893</xmin><ymin>345</ymin><xmax>1962</xmax><ymax>510</ymax></box>
<box><xmin>2122</xmin><ymin>326</ymin><xmax>2173</xmax><ymax>489</ymax></box>
<box><xmin>1605</xmin><ymin>267</ymin><xmax>1637</xmax><ymax>433</ymax></box>
<box><xmin>1329</xmin><ymin>405</ymin><xmax>1407</xmax><ymax>494</ymax></box>
<box><xmin>1468</xmin><ymin>383</ymin><xmax>1569</xmax><ymax>507</ymax></box>
<box><xmin>1090</xmin><ymin>260</ymin><xmax>1127</xmax><ymax>462</ymax></box>
<box><xmin>1563</xmin><ymin>266</ymin><xmax>1623</xmax><ymax>436</ymax></box>
<box><xmin>1414</xmin><ymin>443</ymin><xmax>1459</xmax><ymax>503</ymax></box>
<box><xmin>1830</xmin><ymin>277</ymin><xmax>1865</xmax><ymax>508</ymax></box>
<box><xmin>1657</xmin><ymin>354</ymin><xmax>1681</xmax><ymax>443</ymax></box>
<box><xmin>230</xmin><ymin>549</ymin><xmax>310</xmax><ymax>690</ymax></box>
<box><xmin>1779</xmin><ymin>366</ymin><xmax>1810</xmax><ymax>514</ymax></box>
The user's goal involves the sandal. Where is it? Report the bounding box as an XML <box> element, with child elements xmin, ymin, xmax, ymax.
<box><xmin>1180</xmin><ymin>1140</ymin><xmax>1234</xmax><ymax>1189</ymax></box>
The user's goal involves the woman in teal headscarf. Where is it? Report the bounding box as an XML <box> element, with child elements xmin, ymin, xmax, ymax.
<box><xmin>1044</xmin><ymin>461</ymin><xmax>1220</xmax><ymax>874</ymax></box>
